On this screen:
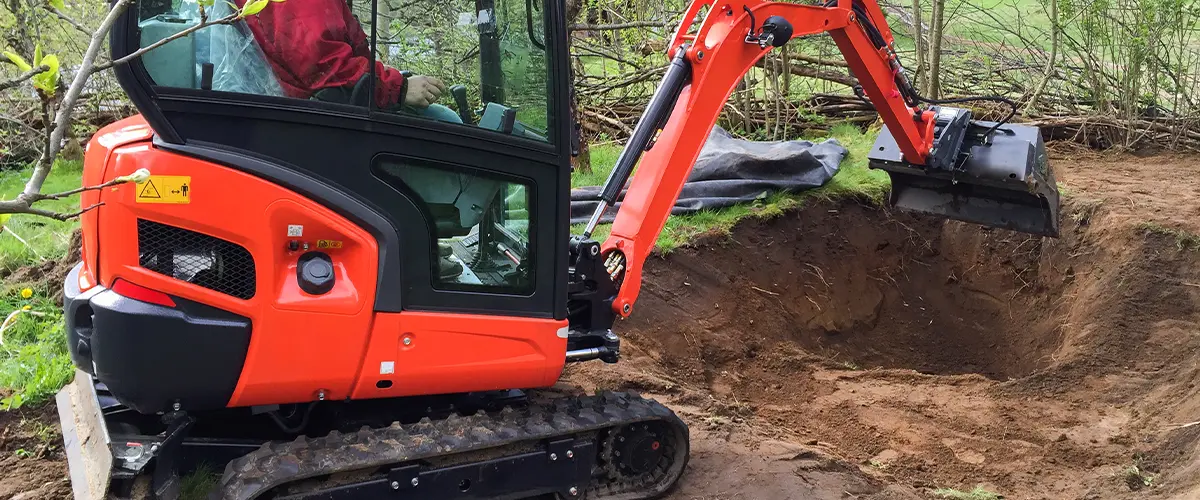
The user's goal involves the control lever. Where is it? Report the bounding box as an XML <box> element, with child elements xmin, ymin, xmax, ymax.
<box><xmin>450</xmin><ymin>85</ymin><xmax>475</xmax><ymax>124</ymax></box>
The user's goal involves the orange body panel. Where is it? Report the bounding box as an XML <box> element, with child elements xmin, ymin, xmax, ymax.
<box><xmin>609</xmin><ymin>0</ymin><xmax>932</xmax><ymax>317</ymax></box>
<box><xmin>80</xmin><ymin>117</ymin><xmax>156</xmax><ymax>291</ymax></box>
<box><xmin>350</xmin><ymin>313</ymin><xmax>566</xmax><ymax>399</ymax></box>
<box><xmin>98</xmin><ymin>142</ymin><xmax>380</xmax><ymax>406</ymax></box>
<box><xmin>86</xmin><ymin>116</ymin><xmax>567</xmax><ymax>408</ymax></box>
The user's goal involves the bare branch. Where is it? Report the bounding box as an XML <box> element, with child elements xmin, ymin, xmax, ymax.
<box><xmin>785</xmin><ymin>52</ymin><xmax>850</xmax><ymax>69</ymax></box>
<box><xmin>0</xmin><ymin>198</ymin><xmax>104</xmax><ymax>221</ymax></box>
<box><xmin>570</xmin><ymin>21</ymin><xmax>671</xmax><ymax>32</ymax></box>
<box><xmin>94</xmin><ymin>12</ymin><xmax>240</xmax><ymax>71</ymax></box>
<box><xmin>0</xmin><ymin>65</ymin><xmax>50</xmax><ymax>92</ymax></box>
<box><xmin>0</xmin><ymin>112</ymin><xmax>41</xmax><ymax>136</ymax></box>
<box><xmin>45</xmin><ymin>4</ymin><xmax>91</xmax><ymax>36</ymax></box>
<box><xmin>30</xmin><ymin>175</ymin><xmax>138</xmax><ymax>202</ymax></box>
<box><xmin>580</xmin><ymin>108</ymin><xmax>633</xmax><ymax>135</ymax></box>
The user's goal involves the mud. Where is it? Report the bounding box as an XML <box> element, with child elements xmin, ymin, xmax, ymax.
<box><xmin>567</xmin><ymin>151</ymin><xmax>1200</xmax><ymax>499</ymax></box>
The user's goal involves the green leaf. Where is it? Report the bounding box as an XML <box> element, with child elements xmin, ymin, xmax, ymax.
<box><xmin>0</xmin><ymin>213</ymin><xmax>11</xmax><ymax>230</ymax></box>
<box><xmin>41</xmin><ymin>54</ymin><xmax>59</xmax><ymax>75</ymax></box>
<box><xmin>31</xmin><ymin>54</ymin><xmax>59</xmax><ymax>95</ymax></box>
<box><xmin>48</xmin><ymin>0</ymin><xmax>64</xmax><ymax>10</ymax></box>
<box><xmin>240</xmin><ymin>0</ymin><xmax>269</xmax><ymax>17</ymax></box>
<box><xmin>32</xmin><ymin>44</ymin><xmax>42</xmax><ymax>66</ymax></box>
<box><xmin>198</xmin><ymin>0</ymin><xmax>214</xmax><ymax>6</ymax></box>
<box><xmin>3</xmin><ymin>51</ymin><xmax>32</xmax><ymax>73</ymax></box>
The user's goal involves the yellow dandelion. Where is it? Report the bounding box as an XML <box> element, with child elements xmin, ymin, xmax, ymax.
<box><xmin>19</xmin><ymin>288</ymin><xmax>32</xmax><ymax>299</ymax></box>
<box><xmin>21</xmin><ymin>305</ymin><xmax>31</xmax><ymax>311</ymax></box>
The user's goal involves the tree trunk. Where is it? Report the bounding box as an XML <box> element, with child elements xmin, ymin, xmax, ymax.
<box><xmin>927</xmin><ymin>0</ymin><xmax>945</xmax><ymax>99</ymax></box>
<box><xmin>741</xmin><ymin>74</ymin><xmax>754</xmax><ymax>133</ymax></box>
<box><xmin>910</xmin><ymin>0</ymin><xmax>926</xmax><ymax>92</ymax></box>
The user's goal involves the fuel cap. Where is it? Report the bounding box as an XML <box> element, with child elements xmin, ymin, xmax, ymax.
<box><xmin>297</xmin><ymin>252</ymin><xmax>335</xmax><ymax>295</ymax></box>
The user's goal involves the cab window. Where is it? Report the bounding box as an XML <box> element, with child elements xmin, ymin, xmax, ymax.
<box><xmin>376</xmin><ymin>159</ymin><xmax>534</xmax><ymax>294</ymax></box>
<box><xmin>374</xmin><ymin>0</ymin><xmax>552</xmax><ymax>143</ymax></box>
<box><xmin>134</xmin><ymin>0</ymin><xmax>553</xmax><ymax>143</ymax></box>
<box><xmin>136</xmin><ymin>0</ymin><xmax>375</xmax><ymax>103</ymax></box>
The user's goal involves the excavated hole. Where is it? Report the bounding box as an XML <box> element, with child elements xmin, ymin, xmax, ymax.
<box><xmin>637</xmin><ymin>202</ymin><xmax>1069</xmax><ymax>382</ymax></box>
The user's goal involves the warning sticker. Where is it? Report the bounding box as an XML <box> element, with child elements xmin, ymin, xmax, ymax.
<box><xmin>136</xmin><ymin>176</ymin><xmax>191</xmax><ymax>204</ymax></box>
<box><xmin>316</xmin><ymin>239</ymin><xmax>344</xmax><ymax>249</ymax></box>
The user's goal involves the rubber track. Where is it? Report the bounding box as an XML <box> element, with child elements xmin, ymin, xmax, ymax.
<box><xmin>212</xmin><ymin>392</ymin><xmax>689</xmax><ymax>500</ymax></box>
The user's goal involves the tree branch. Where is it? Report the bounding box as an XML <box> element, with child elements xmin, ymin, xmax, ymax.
<box><xmin>22</xmin><ymin>0</ymin><xmax>133</xmax><ymax>199</ymax></box>
<box><xmin>0</xmin><ymin>198</ymin><xmax>104</xmax><ymax>221</ymax></box>
<box><xmin>785</xmin><ymin>52</ymin><xmax>850</xmax><ymax>69</ymax></box>
<box><xmin>30</xmin><ymin>173</ymin><xmax>142</xmax><ymax>202</ymax></box>
<box><xmin>45</xmin><ymin>4</ymin><xmax>91</xmax><ymax>37</ymax></box>
<box><xmin>570</xmin><ymin>21</ymin><xmax>672</xmax><ymax>32</ymax></box>
<box><xmin>0</xmin><ymin>65</ymin><xmax>50</xmax><ymax>92</ymax></box>
<box><xmin>757</xmin><ymin>58</ymin><xmax>858</xmax><ymax>88</ymax></box>
<box><xmin>94</xmin><ymin>12</ymin><xmax>239</xmax><ymax>71</ymax></box>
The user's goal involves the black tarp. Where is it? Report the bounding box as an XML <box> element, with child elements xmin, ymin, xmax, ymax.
<box><xmin>570</xmin><ymin>126</ymin><xmax>847</xmax><ymax>225</ymax></box>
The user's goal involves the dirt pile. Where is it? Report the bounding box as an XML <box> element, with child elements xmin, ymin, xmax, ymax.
<box><xmin>567</xmin><ymin>153</ymin><xmax>1200</xmax><ymax>499</ymax></box>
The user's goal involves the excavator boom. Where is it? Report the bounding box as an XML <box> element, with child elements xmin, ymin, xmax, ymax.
<box><xmin>582</xmin><ymin>0</ymin><xmax>1060</xmax><ymax>319</ymax></box>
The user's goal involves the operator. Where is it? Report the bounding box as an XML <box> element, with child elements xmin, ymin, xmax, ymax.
<box><xmin>238</xmin><ymin>0</ymin><xmax>463</xmax><ymax>123</ymax></box>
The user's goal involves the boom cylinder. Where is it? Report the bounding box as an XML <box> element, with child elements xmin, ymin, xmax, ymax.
<box><xmin>583</xmin><ymin>48</ymin><xmax>693</xmax><ymax>238</ymax></box>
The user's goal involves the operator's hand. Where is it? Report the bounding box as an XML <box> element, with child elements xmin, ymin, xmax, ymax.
<box><xmin>404</xmin><ymin>76</ymin><xmax>448</xmax><ymax>108</ymax></box>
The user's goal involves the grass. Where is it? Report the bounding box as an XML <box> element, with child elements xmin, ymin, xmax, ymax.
<box><xmin>574</xmin><ymin>123</ymin><xmax>889</xmax><ymax>253</ymax></box>
<box><xmin>0</xmin><ymin>160</ymin><xmax>83</xmax><ymax>273</ymax></box>
<box><xmin>1136</xmin><ymin>222</ymin><xmax>1200</xmax><ymax>251</ymax></box>
<box><xmin>180</xmin><ymin>464</ymin><xmax>221</xmax><ymax>500</ymax></box>
<box><xmin>0</xmin><ymin>161</ymin><xmax>82</xmax><ymax>409</ymax></box>
<box><xmin>0</xmin><ymin>287</ymin><xmax>74</xmax><ymax>409</ymax></box>
<box><xmin>932</xmin><ymin>486</ymin><xmax>1004</xmax><ymax>500</ymax></box>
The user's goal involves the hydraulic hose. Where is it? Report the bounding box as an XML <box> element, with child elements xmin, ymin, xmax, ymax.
<box><xmin>583</xmin><ymin>47</ymin><xmax>693</xmax><ymax>238</ymax></box>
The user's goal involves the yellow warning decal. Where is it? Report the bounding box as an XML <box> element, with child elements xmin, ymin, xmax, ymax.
<box><xmin>136</xmin><ymin>176</ymin><xmax>191</xmax><ymax>204</ymax></box>
<box><xmin>316</xmin><ymin>239</ymin><xmax>344</xmax><ymax>249</ymax></box>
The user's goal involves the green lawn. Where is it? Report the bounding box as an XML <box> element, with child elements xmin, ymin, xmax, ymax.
<box><xmin>574</xmin><ymin>123</ymin><xmax>889</xmax><ymax>253</ymax></box>
<box><xmin>0</xmin><ymin>161</ymin><xmax>82</xmax><ymax>275</ymax></box>
<box><xmin>0</xmin><ymin>161</ymin><xmax>81</xmax><ymax>409</ymax></box>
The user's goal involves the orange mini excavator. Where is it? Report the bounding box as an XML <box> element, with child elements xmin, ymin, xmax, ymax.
<box><xmin>56</xmin><ymin>0</ymin><xmax>1059</xmax><ymax>498</ymax></box>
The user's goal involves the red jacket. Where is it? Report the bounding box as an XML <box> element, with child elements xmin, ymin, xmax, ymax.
<box><xmin>240</xmin><ymin>0</ymin><xmax>406</xmax><ymax>107</ymax></box>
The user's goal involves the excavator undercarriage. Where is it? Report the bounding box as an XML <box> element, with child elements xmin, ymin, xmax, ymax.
<box><xmin>60</xmin><ymin>366</ymin><xmax>688</xmax><ymax>500</ymax></box>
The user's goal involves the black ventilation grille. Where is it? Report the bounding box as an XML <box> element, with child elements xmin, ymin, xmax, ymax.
<box><xmin>137</xmin><ymin>219</ymin><xmax>256</xmax><ymax>300</ymax></box>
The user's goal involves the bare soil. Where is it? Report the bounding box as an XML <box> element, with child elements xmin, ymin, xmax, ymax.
<box><xmin>0</xmin><ymin>403</ymin><xmax>71</xmax><ymax>499</ymax></box>
<box><xmin>4</xmin><ymin>152</ymin><xmax>1200</xmax><ymax>500</ymax></box>
<box><xmin>565</xmin><ymin>150</ymin><xmax>1200</xmax><ymax>499</ymax></box>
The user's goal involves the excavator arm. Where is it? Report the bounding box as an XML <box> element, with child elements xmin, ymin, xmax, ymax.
<box><xmin>572</xmin><ymin>0</ymin><xmax>1060</xmax><ymax>323</ymax></box>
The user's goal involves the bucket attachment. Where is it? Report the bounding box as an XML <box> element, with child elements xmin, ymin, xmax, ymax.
<box><xmin>56</xmin><ymin>370</ymin><xmax>114</xmax><ymax>500</ymax></box>
<box><xmin>869</xmin><ymin>111</ymin><xmax>1061</xmax><ymax>237</ymax></box>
